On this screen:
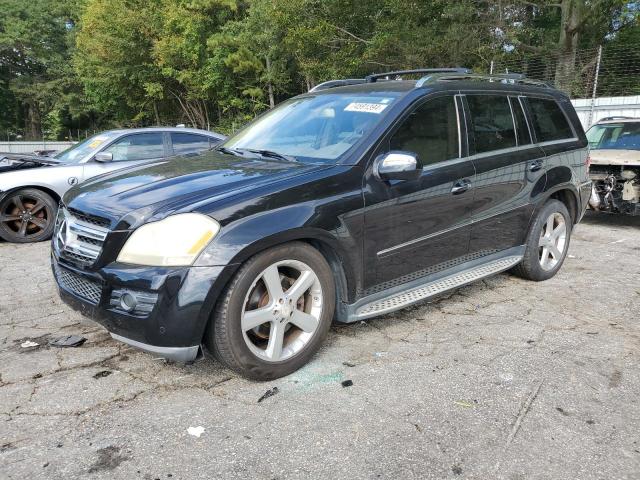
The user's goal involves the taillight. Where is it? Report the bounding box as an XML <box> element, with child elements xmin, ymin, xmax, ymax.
<box><xmin>586</xmin><ymin>154</ymin><xmax>591</xmax><ymax>168</ymax></box>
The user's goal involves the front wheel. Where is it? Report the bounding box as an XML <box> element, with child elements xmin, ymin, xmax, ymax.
<box><xmin>0</xmin><ymin>188</ymin><xmax>57</xmax><ymax>243</ymax></box>
<box><xmin>207</xmin><ymin>242</ymin><xmax>336</xmax><ymax>380</ymax></box>
<box><xmin>512</xmin><ymin>199</ymin><xmax>572</xmax><ymax>281</ymax></box>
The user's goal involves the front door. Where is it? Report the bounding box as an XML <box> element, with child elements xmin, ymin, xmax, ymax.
<box><xmin>82</xmin><ymin>131</ymin><xmax>168</xmax><ymax>180</ymax></box>
<box><xmin>362</xmin><ymin>94</ymin><xmax>476</xmax><ymax>292</ymax></box>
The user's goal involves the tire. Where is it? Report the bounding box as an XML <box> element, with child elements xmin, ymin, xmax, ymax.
<box><xmin>512</xmin><ymin>199</ymin><xmax>572</xmax><ymax>281</ymax></box>
<box><xmin>206</xmin><ymin>242</ymin><xmax>336</xmax><ymax>380</ymax></box>
<box><xmin>0</xmin><ymin>188</ymin><xmax>57</xmax><ymax>243</ymax></box>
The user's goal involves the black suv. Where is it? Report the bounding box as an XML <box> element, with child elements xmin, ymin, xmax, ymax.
<box><xmin>52</xmin><ymin>69</ymin><xmax>591</xmax><ymax>380</ymax></box>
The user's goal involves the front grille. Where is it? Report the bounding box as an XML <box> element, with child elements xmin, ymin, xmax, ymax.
<box><xmin>67</xmin><ymin>208</ymin><xmax>110</xmax><ymax>228</ymax></box>
<box><xmin>54</xmin><ymin>207</ymin><xmax>110</xmax><ymax>266</ymax></box>
<box><xmin>54</xmin><ymin>264</ymin><xmax>102</xmax><ymax>305</ymax></box>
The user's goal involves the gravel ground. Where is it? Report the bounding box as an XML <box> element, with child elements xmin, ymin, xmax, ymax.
<box><xmin>1</xmin><ymin>211</ymin><xmax>639</xmax><ymax>480</ymax></box>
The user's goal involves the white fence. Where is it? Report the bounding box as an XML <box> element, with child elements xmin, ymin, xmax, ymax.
<box><xmin>0</xmin><ymin>141</ymin><xmax>75</xmax><ymax>154</ymax></box>
<box><xmin>571</xmin><ymin>96</ymin><xmax>640</xmax><ymax>130</ymax></box>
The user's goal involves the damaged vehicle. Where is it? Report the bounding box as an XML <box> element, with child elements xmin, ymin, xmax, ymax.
<box><xmin>0</xmin><ymin>127</ymin><xmax>224</xmax><ymax>243</ymax></box>
<box><xmin>587</xmin><ymin>117</ymin><xmax>640</xmax><ymax>215</ymax></box>
<box><xmin>52</xmin><ymin>69</ymin><xmax>590</xmax><ymax>380</ymax></box>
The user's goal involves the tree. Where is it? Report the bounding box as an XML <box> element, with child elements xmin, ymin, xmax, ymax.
<box><xmin>0</xmin><ymin>0</ymin><xmax>77</xmax><ymax>139</ymax></box>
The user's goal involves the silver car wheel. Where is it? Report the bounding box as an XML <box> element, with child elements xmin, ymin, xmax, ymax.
<box><xmin>538</xmin><ymin>212</ymin><xmax>567</xmax><ymax>271</ymax></box>
<box><xmin>241</xmin><ymin>259</ymin><xmax>323</xmax><ymax>362</ymax></box>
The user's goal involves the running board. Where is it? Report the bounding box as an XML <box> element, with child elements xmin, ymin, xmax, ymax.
<box><xmin>348</xmin><ymin>253</ymin><xmax>523</xmax><ymax>321</ymax></box>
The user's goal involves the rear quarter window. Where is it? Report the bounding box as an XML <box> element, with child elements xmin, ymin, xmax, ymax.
<box><xmin>528</xmin><ymin>97</ymin><xmax>574</xmax><ymax>142</ymax></box>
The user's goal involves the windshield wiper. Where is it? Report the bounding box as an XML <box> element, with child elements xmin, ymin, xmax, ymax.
<box><xmin>243</xmin><ymin>149</ymin><xmax>298</xmax><ymax>163</ymax></box>
<box><xmin>215</xmin><ymin>146</ymin><xmax>244</xmax><ymax>157</ymax></box>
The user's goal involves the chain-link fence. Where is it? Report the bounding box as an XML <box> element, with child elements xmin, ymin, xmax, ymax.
<box><xmin>487</xmin><ymin>45</ymin><xmax>640</xmax><ymax>128</ymax></box>
<box><xmin>488</xmin><ymin>45</ymin><xmax>640</xmax><ymax>99</ymax></box>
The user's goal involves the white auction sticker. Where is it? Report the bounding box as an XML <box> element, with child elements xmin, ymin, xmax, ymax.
<box><xmin>344</xmin><ymin>102</ymin><xmax>388</xmax><ymax>114</ymax></box>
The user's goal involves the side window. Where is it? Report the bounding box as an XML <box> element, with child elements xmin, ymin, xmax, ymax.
<box><xmin>510</xmin><ymin>97</ymin><xmax>532</xmax><ymax>146</ymax></box>
<box><xmin>467</xmin><ymin>95</ymin><xmax>516</xmax><ymax>153</ymax></box>
<box><xmin>104</xmin><ymin>133</ymin><xmax>165</xmax><ymax>162</ymax></box>
<box><xmin>527</xmin><ymin>97</ymin><xmax>574</xmax><ymax>142</ymax></box>
<box><xmin>389</xmin><ymin>96</ymin><xmax>458</xmax><ymax>166</ymax></box>
<box><xmin>171</xmin><ymin>133</ymin><xmax>212</xmax><ymax>155</ymax></box>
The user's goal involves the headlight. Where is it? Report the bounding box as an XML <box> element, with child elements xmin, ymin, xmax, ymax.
<box><xmin>117</xmin><ymin>213</ymin><xmax>220</xmax><ymax>266</ymax></box>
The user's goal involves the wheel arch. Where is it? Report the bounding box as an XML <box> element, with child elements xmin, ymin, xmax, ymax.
<box><xmin>548</xmin><ymin>188</ymin><xmax>579</xmax><ymax>224</ymax></box>
<box><xmin>0</xmin><ymin>185</ymin><xmax>61</xmax><ymax>204</ymax></box>
<box><xmin>195</xmin><ymin>228</ymin><xmax>360</xmax><ymax>344</ymax></box>
<box><xmin>225</xmin><ymin>229</ymin><xmax>356</xmax><ymax>305</ymax></box>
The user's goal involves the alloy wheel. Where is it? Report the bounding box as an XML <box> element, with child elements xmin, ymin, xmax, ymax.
<box><xmin>538</xmin><ymin>212</ymin><xmax>567</xmax><ymax>271</ymax></box>
<box><xmin>0</xmin><ymin>193</ymin><xmax>50</xmax><ymax>239</ymax></box>
<box><xmin>241</xmin><ymin>259</ymin><xmax>323</xmax><ymax>362</ymax></box>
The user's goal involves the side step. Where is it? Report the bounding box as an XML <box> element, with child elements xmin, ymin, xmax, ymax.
<box><xmin>351</xmin><ymin>254</ymin><xmax>523</xmax><ymax>321</ymax></box>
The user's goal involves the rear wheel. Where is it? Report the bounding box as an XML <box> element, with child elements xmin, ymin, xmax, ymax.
<box><xmin>512</xmin><ymin>199</ymin><xmax>572</xmax><ymax>281</ymax></box>
<box><xmin>207</xmin><ymin>242</ymin><xmax>335</xmax><ymax>380</ymax></box>
<box><xmin>0</xmin><ymin>188</ymin><xmax>57</xmax><ymax>243</ymax></box>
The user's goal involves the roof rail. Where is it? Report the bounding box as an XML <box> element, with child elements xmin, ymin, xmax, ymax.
<box><xmin>309</xmin><ymin>79</ymin><xmax>366</xmax><ymax>92</ymax></box>
<box><xmin>365</xmin><ymin>68</ymin><xmax>471</xmax><ymax>83</ymax></box>
<box><xmin>416</xmin><ymin>72</ymin><xmax>553</xmax><ymax>88</ymax></box>
<box><xmin>598</xmin><ymin>116</ymin><xmax>636</xmax><ymax>121</ymax></box>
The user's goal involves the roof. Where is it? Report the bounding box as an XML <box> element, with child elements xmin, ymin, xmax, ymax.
<box><xmin>307</xmin><ymin>78</ymin><xmax>564</xmax><ymax>98</ymax></box>
<box><xmin>101</xmin><ymin>126</ymin><xmax>225</xmax><ymax>138</ymax></box>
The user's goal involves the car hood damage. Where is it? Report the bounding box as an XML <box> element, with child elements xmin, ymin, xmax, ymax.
<box><xmin>0</xmin><ymin>153</ymin><xmax>61</xmax><ymax>173</ymax></box>
<box><xmin>64</xmin><ymin>150</ymin><xmax>332</xmax><ymax>228</ymax></box>
<box><xmin>590</xmin><ymin>149</ymin><xmax>640</xmax><ymax>167</ymax></box>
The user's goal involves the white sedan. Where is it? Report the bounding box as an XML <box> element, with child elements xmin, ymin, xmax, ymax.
<box><xmin>0</xmin><ymin>127</ymin><xmax>224</xmax><ymax>243</ymax></box>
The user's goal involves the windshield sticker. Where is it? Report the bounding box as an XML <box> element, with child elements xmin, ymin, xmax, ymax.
<box><xmin>88</xmin><ymin>136</ymin><xmax>109</xmax><ymax>149</ymax></box>
<box><xmin>344</xmin><ymin>102</ymin><xmax>388</xmax><ymax>114</ymax></box>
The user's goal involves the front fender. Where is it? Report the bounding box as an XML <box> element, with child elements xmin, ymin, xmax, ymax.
<box><xmin>0</xmin><ymin>165</ymin><xmax>80</xmax><ymax>200</ymax></box>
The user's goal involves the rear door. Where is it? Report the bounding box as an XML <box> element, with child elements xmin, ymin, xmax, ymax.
<box><xmin>169</xmin><ymin>132</ymin><xmax>219</xmax><ymax>156</ymax></box>
<box><xmin>464</xmin><ymin>93</ymin><xmax>546</xmax><ymax>256</ymax></box>
<box><xmin>362</xmin><ymin>94</ymin><xmax>476</xmax><ymax>290</ymax></box>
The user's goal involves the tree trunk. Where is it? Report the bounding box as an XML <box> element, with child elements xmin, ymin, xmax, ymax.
<box><xmin>554</xmin><ymin>0</ymin><xmax>583</xmax><ymax>93</ymax></box>
<box><xmin>265</xmin><ymin>55</ymin><xmax>275</xmax><ymax>109</ymax></box>
<box><xmin>25</xmin><ymin>102</ymin><xmax>42</xmax><ymax>140</ymax></box>
<box><xmin>153</xmin><ymin>101</ymin><xmax>161</xmax><ymax>126</ymax></box>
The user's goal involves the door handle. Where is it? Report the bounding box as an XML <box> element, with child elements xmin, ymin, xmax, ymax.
<box><xmin>451</xmin><ymin>179</ymin><xmax>471</xmax><ymax>195</ymax></box>
<box><xmin>529</xmin><ymin>160</ymin><xmax>544</xmax><ymax>172</ymax></box>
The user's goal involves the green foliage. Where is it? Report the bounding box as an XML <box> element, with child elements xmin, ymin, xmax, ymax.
<box><xmin>1</xmin><ymin>0</ymin><xmax>638</xmax><ymax>138</ymax></box>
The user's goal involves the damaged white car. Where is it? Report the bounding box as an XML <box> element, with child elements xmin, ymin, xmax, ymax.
<box><xmin>587</xmin><ymin>117</ymin><xmax>640</xmax><ymax>216</ymax></box>
<box><xmin>0</xmin><ymin>127</ymin><xmax>224</xmax><ymax>243</ymax></box>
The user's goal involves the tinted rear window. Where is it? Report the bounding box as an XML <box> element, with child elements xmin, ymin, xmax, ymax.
<box><xmin>467</xmin><ymin>95</ymin><xmax>516</xmax><ymax>154</ymax></box>
<box><xmin>528</xmin><ymin>98</ymin><xmax>574</xmax><ymax>142</ymax></box>
<box><xmin>171</xmin><ymin>133</ymin><xmax>212</xmax><ymax>155</ymax></box>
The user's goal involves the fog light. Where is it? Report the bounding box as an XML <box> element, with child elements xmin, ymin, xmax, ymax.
<box><xmin>120</xmin><ymin>292</ymin><xmax>138</xmax><ymax>312</ymax></box>
<box><xmin>109</xmin><ymin>288</ymin><xmax>158</xmax><ymax>316</ymax></box>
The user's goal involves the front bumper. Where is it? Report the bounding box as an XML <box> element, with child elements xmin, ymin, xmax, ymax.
<box><xmin>52</xmin><ymin>254</ymin><xmax>228</xmax><ymax>362</ymax></box>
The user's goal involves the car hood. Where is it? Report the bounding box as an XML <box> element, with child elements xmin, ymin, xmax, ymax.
<box><xmin>65</xmin><ymin>150</ymin><xmax>332</xmax><ymax>228</ymax></box>
<box><xmin>0</xmin><ymin>153</ymin><xmax>62</xmax><ymax>173</ymax></box>
<box><xmin>590</xmin><ymin>149</ymin><xmax>640</xmax><ymax>166</ymax></box>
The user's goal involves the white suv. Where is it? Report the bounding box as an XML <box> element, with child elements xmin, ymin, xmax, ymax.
<box><xmin>587</xmin><ymin>117</ymin><xmax>640</xmax><ymax>215</ymax></box>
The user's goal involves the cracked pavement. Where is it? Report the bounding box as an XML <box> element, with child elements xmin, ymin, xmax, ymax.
<box><xmin>1</xmin><ymin>212</ymin><xmax>639</xmax><ymax>479</ymax></box>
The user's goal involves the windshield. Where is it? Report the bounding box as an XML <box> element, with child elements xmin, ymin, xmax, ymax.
<box><xmin>586</xmin><ymin>122</ymin><xmax>640</xmax><ymax>151</ymax></box>
<box><xmin>54</xmin><ymin>132</ymin><xmax>120</xmax><ymax>162</ymax></box>
<box><xmin>222</xmin><ymin>92</ymin><xmax>401</xmax><ymax>163</ymax></box>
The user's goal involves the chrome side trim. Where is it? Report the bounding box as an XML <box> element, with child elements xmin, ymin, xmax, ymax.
<box><xmin>110</xmin><ymin>333</ymin><xmax>199</xmax><ymax>363</ymax></box>
<box><xmin>377</xmin><ymin>220</ymin><xmax>470</xmax><ymax>257</ymax></box>
<box><xmin>377</xmin><ymin>205</ymin><xmax>530</xmax><ymax>257</ymax></box>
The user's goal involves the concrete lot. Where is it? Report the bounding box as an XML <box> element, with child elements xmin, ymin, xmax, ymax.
<box><xmin>1</xmin><ymin>212</ymin><xmax>639</xmax><ymax>480</ymax></box>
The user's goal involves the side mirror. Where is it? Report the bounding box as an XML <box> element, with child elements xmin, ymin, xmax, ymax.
<box><xmin>374</xmin><ymin>151</ymin><xmax>422</xmax><ymax>181</ymax></box>
<box><xmin>94</xmin><ymin>152</ymin><xmax>113</xmax><ymax>163</ymax></box>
